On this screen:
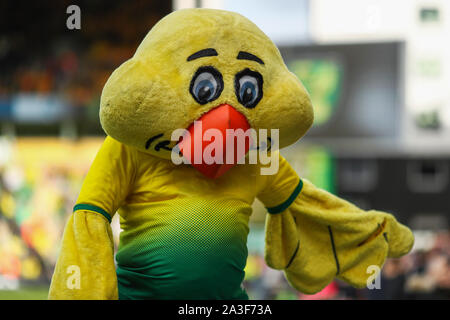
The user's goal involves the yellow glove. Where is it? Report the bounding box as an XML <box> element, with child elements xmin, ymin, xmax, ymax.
<box><xmin>48</xmin><ymin>210</ymin><xmax>118</xmax><ymax>299</ymax></box>
<box><xmin>258</xmin><ymin>154</ymin><xmax>414</xmax><ymax>294</ymax></box>
<box><xmin>264</xmin><ymin>178</ymin><xmax>414</xmax><ymax>294</ymax></box>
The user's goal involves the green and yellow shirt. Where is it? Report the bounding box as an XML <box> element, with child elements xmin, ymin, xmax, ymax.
<box><xmin>74</xmin><ymin>137</ymin><xmax>300</xmax><ymax>299</ymax></box>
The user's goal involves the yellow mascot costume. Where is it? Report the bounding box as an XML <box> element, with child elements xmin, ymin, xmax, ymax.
<box><xmin>48</xmin><ymin>8</ymin><xmax>414</xmax><ymax>299</ymax></box>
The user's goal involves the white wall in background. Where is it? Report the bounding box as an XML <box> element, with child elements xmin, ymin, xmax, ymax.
<box><xmin>220</xmin><ymin>0</ymin><xmax>310</xmax><ymax>45</ymax></box>
<box><xmin>173</xmin><ymin>0</ymin><xmax>197</xmax><ymax>10</ymax></box>
<box><xmin>403</xmin><ymin>0</ymin><xmax>450</xmax><ymax>146</ymax></box>
<box><xmin>309</xmin><ymin>0</ymin><xmax>412</xmax><ymax>43</ymax></box>
<box><xmin>173</xmin><ymin>0</ymin><xmax>310</xmax><ymax>45</ymax></box>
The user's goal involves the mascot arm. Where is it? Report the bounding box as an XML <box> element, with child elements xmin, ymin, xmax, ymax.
<box><xmin>48</xmin><ymin>136</ymin><xmax>137</xmax><ymax>299</ymax></box>
<box><xmin>47</xmin><ymin>211</ymin><xmax>117</xmax><ymax>299</ymax></box>
<box><xmin>258</xmin><ymin>154</ymin><xmax>414</xmax><ymax>294</ymax></box>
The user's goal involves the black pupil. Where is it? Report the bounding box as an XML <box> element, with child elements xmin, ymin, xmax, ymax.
<box><xmin>243</xmin><ymin>87</ymin><xmax>253</xmax><ymax>104</ymax></box>
<box><xmin>198</xmin><ymin>86</ymin><xmax>211</xmax><ymax>101</ymax></box>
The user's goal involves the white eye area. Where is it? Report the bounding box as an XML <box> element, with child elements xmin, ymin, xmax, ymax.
<box><xmin>238</xmin><ymin>75</ymin><xmax>259</xmax><ymax>105</ymax></box>
<box><xmin>234</xmin><ymin>69</ymin><xmax>263</xmax><ymax>108</ymax></box>
<box><xmin>190</xmin><ymin>66</ymin><xmax>224</xmax><ymax>105</ymax></box>
<box><xmin>193</xmin><ymin>72</ymin><xmax>217</xmax><ymax>90</ymax></box>
<box><xmin>239</xmin><ymin>75</ymin><xmax>259</xmax><ymax>95</ymax></box>
<box><xmin>192</xmin><ymin>72</ymin><xmax>218</xmax><ymax>103</ymax></box>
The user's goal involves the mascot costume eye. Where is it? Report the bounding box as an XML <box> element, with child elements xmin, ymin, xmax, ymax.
<box><xmin>49</xmin><ymin>8</ymin><xmax>414</xmax><ymax>300</ymax></box>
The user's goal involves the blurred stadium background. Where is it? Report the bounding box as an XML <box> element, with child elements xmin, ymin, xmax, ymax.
<box><xmin>0</xmin><ymin>0</ymin><xmax>449</xmax><ymax>300</ymax></box>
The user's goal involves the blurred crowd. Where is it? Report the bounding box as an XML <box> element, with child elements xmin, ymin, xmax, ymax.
<box><xmin>0</xmin><ymin>138</ymin><xmax>99</xmax><ymax>286</ymax></box>
<box><xmin>0</xmin><ymin>1</ymin><xmax>169</xmax><ymax>118</ymax></box>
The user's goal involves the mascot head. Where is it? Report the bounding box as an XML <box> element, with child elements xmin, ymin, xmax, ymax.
<box><xmin>100</xmin><ymin>8</ymin><xmax>313</xmax><ymax>176</ymax></box>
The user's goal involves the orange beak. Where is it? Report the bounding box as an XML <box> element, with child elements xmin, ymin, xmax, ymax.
<box><xmin>178</xmin><ymin>104</ymin><xmax>251</xmax><ymax>179</ymax></box>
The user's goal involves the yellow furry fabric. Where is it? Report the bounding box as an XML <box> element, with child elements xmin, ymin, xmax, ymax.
<box><xmin>48</xmin><ymin>211</ymin><xmax>118</xmax><ymax>300</ymax></box>
<box><xmin>264</xmin><ymin>179</ymin><xmax>414</xmax><ymax>294</ymax></box>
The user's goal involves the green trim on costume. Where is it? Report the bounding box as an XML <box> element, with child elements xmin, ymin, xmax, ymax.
<box><xmin>285</xmin><ymin>240</ymin><xmax>300</xmax><ymax>269</ymax></box>
<box><xmin>73</xmin><ymin>203</ymin><xmax>112</xmax><ymax>223</ymax></box>
<box><xmin>266</xmin><ymin>179</ymin><xmax>303</xmax><ymax>214</ymax></box>
<box><xmin>328</xmin><ymin>225</ymin><xmax>340</xmax><ymax>275</ymax></box>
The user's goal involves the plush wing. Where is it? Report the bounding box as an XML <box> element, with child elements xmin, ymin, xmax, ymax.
<box><xmin>258</xmin><ymin>154</ymin><xmax>414</xmax><ymax>294</ymax></box>
<box><xmin>48</xmin><ymin>137</ymin><xmax>136</xmax><ymax>299</ymax></box>
<box><xmin>264</xmin><ymin>178</ymin><xmax>414</xmax><ymax>294</ymax></box>
<box><xmin>48</xmin><ymin>211</ymin><xmax>118</xmax><ymax>299</ymax></box>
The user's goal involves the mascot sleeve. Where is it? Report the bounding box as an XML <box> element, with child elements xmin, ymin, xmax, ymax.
<box><xmin>257</xmin><ymin>153</ymin><xmax>414</xmax><ymax>294</ymax></box>
<box><xmin>48</xmin><ymin>136</ymin><xmax>137</xmax><ymax>299</ymax></box>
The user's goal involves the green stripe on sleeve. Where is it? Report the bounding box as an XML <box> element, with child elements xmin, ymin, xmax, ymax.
<box><xmin>266</xmin><ymin>179</ymin><xmax>303</xmax><ymax>214</ymax></box>
<box><xmin>73</xmin><ymin>203</ymin><xmax>112</xmax><ymax>223</ymax></box>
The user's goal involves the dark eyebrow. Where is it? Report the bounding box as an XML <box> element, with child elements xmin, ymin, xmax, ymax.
<box><xmin>187</xmin><ymin>48</ymin><xmax>218</xmax><ymax>61</ymax></box>
<box><xmin>237</xmin><ymin>51</ymin><xmax>264</xmax><ymax>65</ymax></box>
